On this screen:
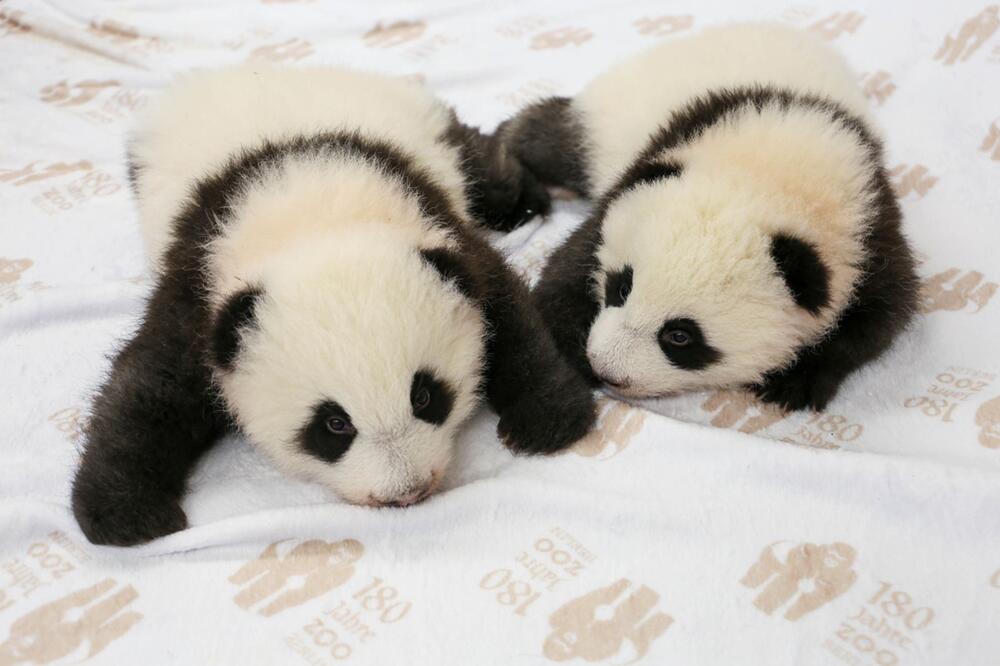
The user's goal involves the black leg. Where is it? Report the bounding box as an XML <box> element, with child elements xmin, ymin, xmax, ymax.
<box><xmin>753</xmin><ymin>185</ymin><xmax>918</xmax><ymax>411</ymax></box>
<box><xmin>495</xmin><ymin>96</ymin><xmax>591</xmax><ymax>196</ymax></box>
<box><xmin>440</xmin><ymin>112</ymin><xmax>551</xmax><ymax>232</ymax></box>
<box><xmin>72</xmin><ymin>282</ymin><xmax>226</xmax><ymax>546</ymax></box>
<box><xmin>459</xmin><ymin>234</ymin><xmax>597</xmax><ymax>454</ymax></box>
<box><xmin>531</xmin><ymin>216</ymin><xmax>604</xmax><ymax>384</ymax></box>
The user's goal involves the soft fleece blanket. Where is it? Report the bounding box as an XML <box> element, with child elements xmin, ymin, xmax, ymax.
<box><xmin>2</xmin><ymin>1</ymin><xmax>1000</xmax><ymax>664</ymax></box>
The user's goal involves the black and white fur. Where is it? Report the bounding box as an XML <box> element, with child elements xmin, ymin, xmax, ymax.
<box><xmin>73</xmin><ymin>65</ymin><xmax>594</xmax><ymax>547</ymax></box>
<box><xmin>499</xmin><ymin>23</ymin><xmax>918</xmax><ymax>411</ymax></box>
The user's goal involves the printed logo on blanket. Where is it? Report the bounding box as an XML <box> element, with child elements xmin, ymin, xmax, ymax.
<box><xmin>701</xmin><ymin>390</ymin><xmax>787</xmax><ymax>435</ymax></box>
<box><xmin>808</xmin><ymin>11</ymin><xmax>865</xmax><ymax>40</ymax></box>
<box><xmin>0</xmin><ymin>578</ymin><xmax>141</xmax><ymax>665</ymax></box>
<box><xmin>543</xmin><ymin>579</ymin><xmax>673</xmax><ymax>663</ymax></box>
<box><xmin>573</xmin><ymin>399</ymin><xmax>646</xmax><ymax>460</ymax></box>
<box><xmin>889</xmin><ymin>164</ymin><xmax>939</xmax><ymax>200</ymax></box>
<box><xmin>248</xmin><ymin>38</ymin><xmax>314</xmax><ymax>63</ymax></box>
<box><xmin>741</xmin><ymin>541</ymin><xmax>858</xmax><ymax>621</ymax></box>
<box><xmin>982</xmin><ymin>118</ymin><xmax>1000</xmax><ymax>161</ymax></box>
<box><xmin>975</xmin><ymin>395</ymin><xmax>1000</xmax><ymax>448</ymax></box>
<box><xmin>632</xmin><ymin>15</ymin><xmax>693</xmax><ymax>37</ymax></box>
<box><xmin>363</xmin><ymin>20</ymin><xmax>426</xmax><ymax>48</ymax></box>
<box><xmin>919</xmin><ymin>268</ymin><xmax>997</xmax><ymax>315</ymax></box>
<box><xmin>860</xmin><ymin>71</ymin><xmax>897</xmax><ymax>106</ymax></box>
<box><xmin>934</xmin><ymin>6</ymin><xmax>999</xmax><ymax>66</ymax></box>
<box><xmin>229</xmin><ymin>539</ymin><xmax>364</xmax><ymax>617</ymax></box>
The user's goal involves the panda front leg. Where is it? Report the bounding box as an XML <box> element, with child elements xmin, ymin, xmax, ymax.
<box><xmin>72</xmin><ymin>284</ymin><xmax>225</xmax><ymax>546</ymax></box>
<box><xmin>443</xmin><ymin>112</ymin><xmax>552</xmax><ymax>232</ymax></box>
<box><xmin>470</xmin><ymin>243</ymin><xmax>597</xmax><ymax>454</ymax></box>
<box><xmin>530</xmin><ymin>215</ymin><xmax>604</xmax><ymax>384</ymax></box>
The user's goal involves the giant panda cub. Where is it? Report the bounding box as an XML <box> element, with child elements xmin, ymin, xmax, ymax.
<box><xmin>73</xmin><ymin>66</ymin><xmax>595</xmax><ymax>547</ymax></box>
<box><xmin>499</xmin><ymin>23</ymin><xmax>919</xmax><ymax>411</ymax></box>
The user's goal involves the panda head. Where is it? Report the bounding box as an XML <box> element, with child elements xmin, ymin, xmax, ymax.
<box><xmin>586</xmin><ymin>163</ymin><xmax>838</xmax><ymax>399</ymax></box>
<box><xmin>209</xmin><ymin>226</ymin><xmax>485</xmax><ymax>507</ymax></box>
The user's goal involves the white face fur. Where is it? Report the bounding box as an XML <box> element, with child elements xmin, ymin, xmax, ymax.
<box><xmin>587</xmin><ymin>105</ymin><xmax>874</xmax><ymax>399</ymax></box>
<box><xmin>216</xmin><ymin>228</ymin><xmax>486</xmax><ymax>507</ymax></box>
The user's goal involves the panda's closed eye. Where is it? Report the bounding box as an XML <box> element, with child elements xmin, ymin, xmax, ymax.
<box><xmin>299</xmin><ymin>401</ymin><xmax>356</xmax><ymax>463</ymax></box>
<box><xmin>411</xmin><ymin>370</ymin><xmax>454</xmax><ymax>425</ymax></box>
<box><xmin>605</xmin><ymin>265</ymin><xmax>633</xmax><ymax>308</ymax></box>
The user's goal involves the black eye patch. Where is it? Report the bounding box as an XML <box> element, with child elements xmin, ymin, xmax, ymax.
<box><xmin>298</xmin><ymin>400</ymin><xmax>357</xmax><ymax>464</ymax></box>
<box><xmin>657</xmin><ymin>317</ymin><xmax>722</xmax><ymax>370</ymax></box>
<box><xmin>411</xmin><ymin>370</ymin><xmax>454</xmax><ymax>426</ymax></box>
<box><xmin>604</xmin><ymin>265</ymin><xmax>633</xmax><ymax>308</ymax></box>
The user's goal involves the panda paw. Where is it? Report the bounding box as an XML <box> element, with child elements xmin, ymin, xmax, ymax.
<box><xmin>497</xmin><ymin>376</ymin><xmax>597</xmax><ymax>455</ymax></box>
<box><xmin>751</xmin><ymin>362</ymin><xmax>842</xmax><ymax>412</ymax></box>
<box><xmin>72</xmin><ymin>480</ymin><xmax>188</xmax><ymax>547</ymax></box>
<box><xmin>480</xmin><ymin>161</ymin><xmax>552</xmax><ymax>232</ymax></box>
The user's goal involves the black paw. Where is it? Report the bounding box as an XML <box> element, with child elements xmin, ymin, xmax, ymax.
<box><xmin>751</xmin><ymin>363</ymin><xmax>843</xmax><ymax>412</ymax></box>
<box><xmin>481</xmin><ymin>162</ymin><xmax>552</xmax><ymax>232</ymax></box>
<box><xmin>72</xmin><ymin>480</ymin><xmax>188</xmax><ymax>547</ymax></box>
<box><xmin>498</xmin><ymin>374</ymin><xmax>596</xmax><ymax>454</ymax></box>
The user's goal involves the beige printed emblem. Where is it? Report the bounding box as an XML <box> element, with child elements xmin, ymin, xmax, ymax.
<box><xmin>981</xmin><ymin>118</ymin><xmax>1000</xmax><ymax>160</ymax></box>
<box><xmin>574</xmin><ymin>399</ymin><xmax>646</xmax><ymax>459</ymax></box>
<box><xmin>0</xmin><ymin>579</ymin><xmax>141</xmax><ymax>665</ymax></box>
<box><xmin>363</xmin><ymin>20</ymin><xmax>426</xmax><ymax>48</ymax></box>
<box><xmin>48</xmin><ymin>408</ymin><xmax>85</xmax><ymax>446</ymax></box>
<box><xmin>920</xmin><ymin>268</ymin><xmax>997</xmax><ymax>314</ymax></box>
<box><xmin>40</xmin><ymin>80</ymin><xmax>119</xmax><ymax>107</ymax></box>
<box><xmin>975</xmin><ymin>395</ymin><xmax>1000</xmax><ymax>448</ymax></box>
<box><xmin>860</xmin><ymin>71</ymin><xmax>896</xmax><ymax>106</ymax></box>
<box><xmin>741</xmin><ymin>541</ymin><xmax>858</xmax><ymax>621</ymax></box>
<box><xmin>0</xmin><ymin>258</ymin><xmax>46</xmax><ymax>307</ymax></box>
<box><xmin>0</xmin><ymin>8</ymin><xmax>30</xmax><ymax>36</ymax></box>
<box><xmin>249</xmin><ymin>38</ymin><xmax>314</xmax><ymax>62</ymax></box>
<box><xmin>632</xmin><ymin>15</ymin><xmax>693</xmax><ymax>37</ymax></box>
<box><xmin>0</xmin><ymin>161</ymin><xmax>92</xmax><ymax>187</ymax></box>
<box><xmin>888</xmin><ymin>164</ymin><xmax>938</xmax><ymax>199</ymax></box>
<box><xmin>543</xmin><ymin>579</ymin><xmax>673</xmax><ymax>663</ymax></box>
<box><xmin>809</xmin><ymin>11</ymin><xmax>865</xmax><ymax>40</ymax></box>
<box><xmin>230</xmin><ymin>539</ymin><xmax>364</xmax><ymax>617</ymax></box>
<box><xmin>530</xmin><ymin>27</ymin><xmax>593</xmax><ymax>50</ymax></box>
<box><xmin>935</xmin><ymin>6</ymin><xmax>999</xmax><ymax>65</ymax></box>
<box><xmin>701</xmin><ymin>390</ymin><xmax>786</xmax><ymax>435</ymax></box>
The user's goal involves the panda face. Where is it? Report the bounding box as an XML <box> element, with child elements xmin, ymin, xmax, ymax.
<box><xmin>214</xmin><ymin>229</ymin><xmax>485</xmax><ymax>507</ymax></box>
<box><xmin>585</xmin><ymin>172</ymin><xmax>830</xmax><ymax>399</ymax></box>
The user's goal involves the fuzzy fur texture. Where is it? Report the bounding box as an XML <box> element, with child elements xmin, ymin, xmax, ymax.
<box><xmin>519</xmin><ymin>23</ymin><xmax>918</xmax><ymax>411</ymax></box>
<box><xmin>74</xmin><ymin>65</ymin><xmax>595</xmax><ymax>546</ymax></box>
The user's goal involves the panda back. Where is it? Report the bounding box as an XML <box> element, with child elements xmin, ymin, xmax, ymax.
<box><xmin>576</xmin><ymin>23</ymin><xmax>870</xmax><ymax>194</ymax></box>
<box><xmin>130</xmin><ymin>66</ymin><xmax>466</xmax><ymax>268</ymax></box>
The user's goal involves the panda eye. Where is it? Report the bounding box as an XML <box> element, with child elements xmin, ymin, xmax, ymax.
<box><xmin>604</xmin><ymin>265</ymin><xmax>634</xmax><ymax>308</ymax></box>
<box><xmin>665</xmin><ymin>329</ymin><xmax>691</xmax><ymax>347</ymax></box>
<box><xmin>411</xmin><ymin>370</ymin><xmax>455</xmax><ymax>425</ymax></box>
<box><xmin>413</xmin><ymin>386</ymin><xmax>431</xmax><ymax>412</ymax></box>
<box><xmin>325</xmin><ymin>416</ymin><xmax>356</xmax><ymax>436</ymax></box>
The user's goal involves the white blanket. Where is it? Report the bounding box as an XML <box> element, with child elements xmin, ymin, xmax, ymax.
<box><xmin>2</xmin><ymin>1</ymin><xmax>1000</xmax><ymax>664</ymax></box>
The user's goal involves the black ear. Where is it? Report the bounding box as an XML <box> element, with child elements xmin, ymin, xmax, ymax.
<box><xmin>420</xmin><ymin>247</ymin><xmax>477</xmax><ymax>300</ymax></box>
<box><xmin>769</xmin><ymin>233</ymin><xmax>830</xmax><ymax>314</ymax></box>
<box><xmin>212</xmin><ymin>287</ymin><xmax>264</xmax><ymax>371</ymax></box>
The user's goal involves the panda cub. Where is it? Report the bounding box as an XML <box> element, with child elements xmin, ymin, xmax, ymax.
<box><xmin>73</xmin><ymin>65</ymin><xmax>595</xmax><ymax>547</ymax></box>
<box><xmin>500</xmin><ymin>23</ymin><xmax>918</xmax><ymax>411</ymax></box>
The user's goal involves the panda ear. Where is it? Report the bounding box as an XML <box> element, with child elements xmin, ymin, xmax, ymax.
<box><xmin>769</xmin><ymin>233</ymin><xmax>830</xmax><ymax>315</ymax></box>
<box><xmin>212</xmin><ymin>286</ymin><xmax>264</xmax><ymax>371</ymax></box>
<box><xmin>420</xmin><ymin>247</ymin><xmax>477</xmax><ymax>300</ymax></box>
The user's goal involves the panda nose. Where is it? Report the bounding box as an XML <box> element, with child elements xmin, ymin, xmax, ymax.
<box><xmin>377</xmin><ymin>483</ymin><xmax>432</xmax><ymax>508</ymax></box>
